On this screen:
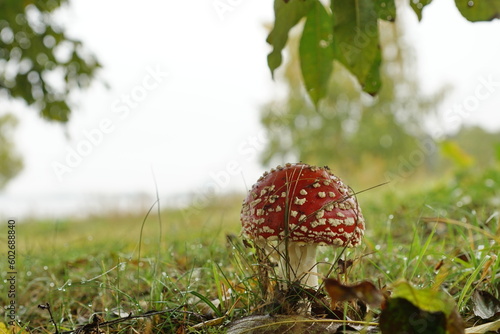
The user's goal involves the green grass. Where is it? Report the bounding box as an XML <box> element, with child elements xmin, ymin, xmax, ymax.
<box><xmin>1</xmin><ymin>168</ymin><xmax>499</xmax><ymax>333</ymax></box>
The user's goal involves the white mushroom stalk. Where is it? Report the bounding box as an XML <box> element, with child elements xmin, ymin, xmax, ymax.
<box><xmin>278</xmin><ymin>242</ymin><xmax>319</xmax><ymax>288</ymax></box>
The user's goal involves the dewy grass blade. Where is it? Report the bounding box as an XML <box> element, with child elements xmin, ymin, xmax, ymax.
<box><xmin>410</xmin><ymin>221</ymin><xmax>437</xmax><ymax>280</ymax></box>
<box><xmin>458</xmin><ymin>255</ymin><xmax>491</xmax><ymax>311</ymax></box>
<box><xmin>188</xmin><ymin>290</ymin><xmax>223</xmax><ymax>318</ymax></box>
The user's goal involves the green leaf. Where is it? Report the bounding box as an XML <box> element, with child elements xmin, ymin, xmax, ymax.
<box><xmin>363</xmin><ymin>47</ymin><xmax>382</xmax><ymax>95</ymax></box>
<box><xmin>390</xmin><ymin>281</ymin><xmax>456</xmax><ymax>314</ymax></box>
<box><xmin>331</xmin><ymin>0</ymin><xmax>382</xmax><ymax>95</ymax></box>
<box><xmin>382</xmin><ymin>281</ymin><xmax>465</xmax><ymax>334</ymax></box>
<box><xmin>439</xmin><ymin>140</ymin><xmax>475</xmax><ymax>168</ymax></box>
<box><xmin>410</xmin><ymin>0</ymin><xmax>434</xmax><ymax>21</ymax></box>
<box><xmin>380</xmin><ymin>297</ymin><xmax>448</xmax><ymax>334</ymax></box>
<box><xmin>454</xmin><ymin>0</ymin><xmax>500</xmax><ymax>22</ymax></box>
<box><xmin>267</xmin><ymin>0</ymin><xmax>314</xmax><ymax>77</ymax></box>
<box><xmin>299</xmin><ymin>0</ymin><xmax>333</xmax><ymax>106</ymax></box>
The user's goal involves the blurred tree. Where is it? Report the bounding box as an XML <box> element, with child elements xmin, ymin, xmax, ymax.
<box><xmin>260</xmin><ymin>18</ymin><xmax>445</xmax><ymax>188</ymax></box>
<box><xmin>0</xmin><ymin>0</ymin><xmax>100</xmax><ymax>188</ymax></box>
<box><xmin>0</xmin><ymin>114</ymin><xmax>22</xmax><ymax>189</ymax></box>
<box><xmin>0</xmin><ymin>0</ymin><xmax>100</xmax><ymax>122</ymax></box>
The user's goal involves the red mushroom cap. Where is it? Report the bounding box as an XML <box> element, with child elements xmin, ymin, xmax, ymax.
<box><xmin>241</xmin><ymin>163</ymin><xmax>365</xmax><ymax>247</ymax></box>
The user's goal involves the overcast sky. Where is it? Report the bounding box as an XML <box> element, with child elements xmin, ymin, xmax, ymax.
<box><xmin>2</xmin><ymin>0</ymin><xmax>500</xmax><ymax>218</ymax></box>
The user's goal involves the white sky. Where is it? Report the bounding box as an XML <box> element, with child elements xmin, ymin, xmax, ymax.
<box><xmin>1</xmin><ymin>0</ymin><xmax>500</xmax><ymax>218</ymax></box>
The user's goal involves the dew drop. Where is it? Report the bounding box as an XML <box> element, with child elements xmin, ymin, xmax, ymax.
<box><xmin>467</xmin><ymin>0</ymin><xmax>474</xmax><ymax>6</ymax></box>
<box><xmin>319</xmin><ymin>40</ymin><xmax>329</xmax><ymax>48</ymax></box>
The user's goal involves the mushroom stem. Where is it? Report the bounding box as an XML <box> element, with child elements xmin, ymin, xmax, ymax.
<box><xmin>278</xmin><ymin>242</ymin><xmax>319</xmax><ymax>288</ymax></box>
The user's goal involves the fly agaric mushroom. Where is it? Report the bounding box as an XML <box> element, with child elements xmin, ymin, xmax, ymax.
<box><xmin>241</xmin><ymin>163</ymin><xmax>365</xmax><ymax>289</ymax></box>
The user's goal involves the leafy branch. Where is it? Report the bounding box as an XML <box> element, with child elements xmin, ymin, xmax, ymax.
<box><xmin>267</xmin><ymin>0</ymin><xmax>500</xmax><ymax>106</ymax></box>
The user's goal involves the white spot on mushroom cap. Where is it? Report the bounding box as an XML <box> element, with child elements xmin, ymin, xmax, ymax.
<box><xmin>262</xmin><ymin>226</ymin><xmax>275</xmax><ymax>234</ymax></box>
<box><xmin>344</xmin><ymin>217</ymin><xmax>356</xmax><ymax>226</ymax></box>
<box><xmin>310</xmin><ymin>219</ymin><xmax>327</xmax><ymax>228</ymax></box>
<box><xmin>332</xmin><ymin>239</ymin><xmax>344</xmax><ymax>246</ymax></box>
<box><xmin>300</xmin><ymin>189</ymin><xmax>308</xmax><ymax>195</ymax></box>
<box><xmin>251</xmin><ymin>198</ymin><xmax>262</xmax><ymax>206</ymax></box>
<box><xmin>327</xmin><ymin>218</ymin><xmax>343</xmax><ymax>227</ymax></box>
<box><xmin>294</xmin><ymin>197</ymin><xmax>306</xmax><ymax>205</ymax></box>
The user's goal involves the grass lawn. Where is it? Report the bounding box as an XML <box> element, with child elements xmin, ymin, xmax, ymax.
<box><xmin>1</xmin><ymin>167</ymin><xmax>499</xmax><ymax>333</ymax></box>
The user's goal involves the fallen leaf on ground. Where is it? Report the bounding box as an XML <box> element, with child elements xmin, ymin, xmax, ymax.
<box><xmin>465</xmin><ymin>318</ymin><xmax>500</xmax><ymax>333</ymax></box>
<box><xmin>324</xmin><ymin>278</ymin><xmax>384</xmax><ymax>308</ymax></box>
<box><xmin>472</xmin><ymin>289</ymin><xmax>500</xmax><ymax>319</ymax></box>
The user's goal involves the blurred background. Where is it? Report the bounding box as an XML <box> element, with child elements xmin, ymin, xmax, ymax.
<box><xmin>1</xmin><ymin>0</ymin><xmax>500</xmax><ymax>219</ymax></box>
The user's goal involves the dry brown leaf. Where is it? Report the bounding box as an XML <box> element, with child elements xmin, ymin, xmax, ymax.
<box><xmin>324</xmin><ymin>278</ymin><xmax>383</xmax><ymax>308</ymax></box>
<box><xmin>465</xmin><ymin>318</ymin><xmax>500</xmax><ymax>333</ymax></box>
